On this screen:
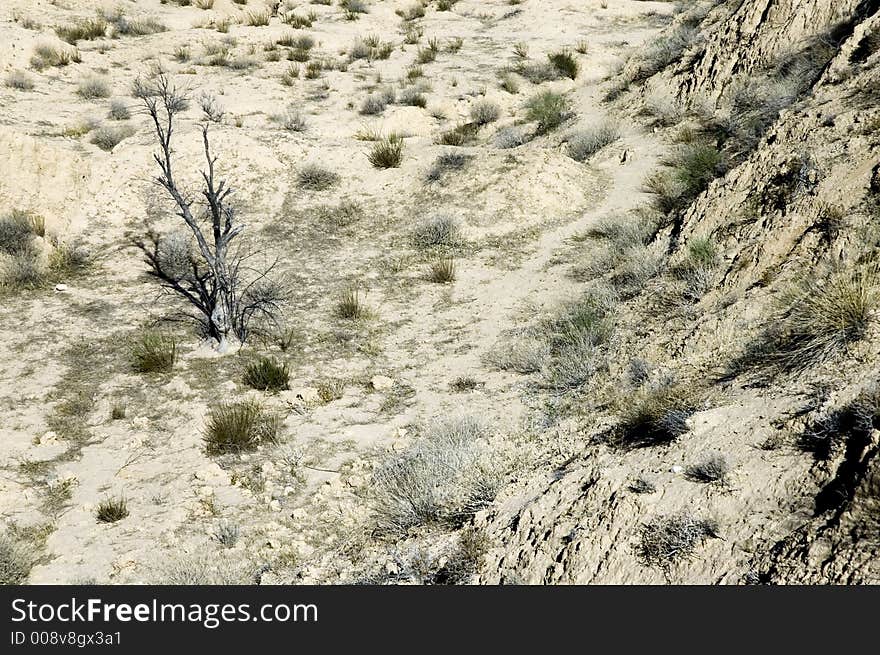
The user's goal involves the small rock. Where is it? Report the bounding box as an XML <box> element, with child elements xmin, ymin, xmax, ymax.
<box><xmin>268</xmin><ymin>500</ymin><xmax>282</xmax><ymax>512</ymax></box>
<box><xmin>371</xmin><ymin>375</ymin><xmax>394</xmax><ymax>391</ymax></box>
<box><xmin>671</xmin><ymin>465</ymin><xmax>684</xmax><ymax>474</ymax></box>
<box><xmin>54</xmin><ymin>284</ymin><xmax>68</xmax><ymax>292</ymax></box>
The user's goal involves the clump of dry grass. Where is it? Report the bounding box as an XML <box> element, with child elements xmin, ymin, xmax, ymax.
<box><xmin>96</xmin><ymin>497</ymin><xmax>129</xmax><ymax>523</ymax></box>
<box><xmin>738</xmin><ymin>264</ymin><xmax>878</xmax><ymax>374</ymax></box>
<box><xmin>614</xmin><ymin>383</ymin><xmax>699</xmax><ymax>448</ymax></box>
<box><xmin>30</xmin><ymin>43</ymin><xmax>82</xmax><ymax>69</ymax></box>
<box><xmin>412</xmin><ymin>214</ymin><xmax>462</xmax><ymax>248</ymax></box>
<box><xmin>89</xmin><ymin>124</ymin><xmax>135</xmax><ymax>151</ymax></box>
<box><xmin>525</xmin><ymin>91</ymin><xmax>572</xmax><ymax>134</ymax></box>
<box><xmin>204</xmin><ymin>400</ymin><xmax>279</xmax><ymax>455</ymax></box>
<box><xmin>5</xmin><ymin>70</ymin><xmax>34</xmax><ymax>91</ymax></box>
<box><xmin>566</xmin><ymin>121</ymin><xmax>620</xmax><ymax>162</ymax></box>
<box><xmin>372</xmin><ymin>415</ymin><xmax>502</xmax><ymax>534</ymax></box>
<box><xmin>131</xmin><ymin>332</ymin><xmax>177</xmax><ymax>373</ymax></box>
<box><xmin>243</xmin><ymin>356</ymin><xmax>290</xmax><ymax>392</ymax></box>
<box><xmin>427</xmin><ymin>257</ymin><xmax>456</xmax><ymax>283</ymax></box>
<box><xmin>367</xmin><ymin>135</ymin><xmax>404</xmax><ymax>168</ymax></box>
<box><xmin>685</xmin><ymin>453</ymin><xmax>731</xmax><ymax>485</ymax></box>
<box><xmin>55</xmin><ymin>18</ymin><xmax>107</xmax><ymax>44</ymax></box>
<box><xmin>297</xmin><ymin>164</ymin><xmax>339</xmax><ymax>190</ymax></box>
<box><xmin>548</xmin><ymin>49</ymin><xmax>578</xmax><ymax>79</ymax></box>
<box><xmin>638</xmin><ymin>512</ymin><xmax>719</xmax><ymax>568</ymax></box>
<box><xmin>0</xmin><ymin>530</ymin><xmax>36</xmax><ymax>584</ymax></box>
<box><xmin>335</xmin><ymin>286</ymin><xmax>370</xmax><ymax>319</ymax></box>
<box><xmin>469</xmin><ymin>99</ymin><xmax>501</xmax><ymax>126</ymax></box>
<box><xmin>77</xmin><ymin>76</ymin><xmax>111</xmax><ymax>99</ymax></box>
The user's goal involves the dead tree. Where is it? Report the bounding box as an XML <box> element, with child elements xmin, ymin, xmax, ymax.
<box><xmin>133</xmin><ymin>73</ymin><xmax>283</xmax><ymax>350</ymax></box>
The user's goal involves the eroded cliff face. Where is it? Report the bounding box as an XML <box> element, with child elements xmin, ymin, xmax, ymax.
<box><xmin>474</xmin><ymin>0</ymin><xmax>880</xmax><ymax>584</ymax></box>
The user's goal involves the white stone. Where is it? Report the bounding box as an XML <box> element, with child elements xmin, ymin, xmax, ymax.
<box><xmin>371</xmin><ymin>375</ymin><xmax>394</xmax><ymax>391</ymax></box>
<box><xmin>54</xmin><ymin>284</ymin><xmax>68</xmax><ymax>292</ymax></box>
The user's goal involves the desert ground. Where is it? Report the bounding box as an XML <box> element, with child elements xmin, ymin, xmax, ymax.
<box><xmin>1</xmin><ymin>0</ymin><xmax>879</xmax><ymax>585</ymax></box>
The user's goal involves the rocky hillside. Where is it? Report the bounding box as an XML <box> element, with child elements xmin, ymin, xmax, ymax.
<box><xmin>473</xmin><ymin>0</ymin><xmax>880</xmax><ymax>584</ymax></box>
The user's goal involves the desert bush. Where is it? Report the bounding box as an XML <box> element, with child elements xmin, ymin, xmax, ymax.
<box><xmin>335</xmin><ymin>286</ymin><xmax>369</xmax><ymax>319</ymax></box>
<box><xmin>615</xmin><ymin>383</ymin><xmax>698</xmax><ymax>448</ymax></box>
<box><xmin>1</xmin><ymin>253</ymin><xmax>45</xmax><ymax>290</ymax></box>
<box><xmin>685</xmin><ymin>453</ymin><xmax>731</xmax><ymax>484</ymax></box>
<box><xmin>494</xmin><ymin>125</ymin><xmax>530</xmax><ymax>149</ymax></box>
<box><xmin>77</xmin><ymin>76</ymin><xmax>111</xmax><ymax>99</ymax></box>
<box><xmin>0</xmin><ymin>531</ymin><xmax>34</xmax><ymax>585</ymax></box>
<box><xmin>360</xmin><ymin>87</ymin><xmax>395</xmax><ymax>114</ymax></box>
<box><xmin>297</xmin><ymin>164</ymin><xmax>339</xmax><ymax>190</ymax></box>
<box><xmin>5</xmin><ymin>70</ymin><xmax>34</xmax><ymax>91</ymax></box>
<box><xmin>567</xmin><ymin>121</ymin><xmax>620</xmax><ymax>162</ymax></box>
<box><xmin>367</xmin><ymin>135</ymin><xmax>404</xmax><ymax>168</ymax></box>
<box><xmin>131</xmin><ymin>332</ymin><xmax>177</xmax><ymax>373</ymax></box>
<box><xmin>626</xmin><ymin>26</ymin><xmax>699</xmax><ymax>84</ymax></box>
<box><xmin>499</xmin><ymin>72</ymin><xmax>519</xmax><ymax>94</ymax></box>
<box><xmin>542</xmin><ymin>288</ymin><xmax>615</xmax><ymax>390</ymax></box>
<box><xmin>372</xmin><ymin>415</ymin><xmax>501</xmax><ymax>534</ymax></box>
<box><xmin>216</xmin><ymin>521</ymin><xmax>240</xmax><ymax>548</ymax></box>
<box><xmin>426</xmin><ymin>152</ymin><xmax>470</xmax><ymax>182</ymax></box>
<box><xmin>30</xmin><ymin>43</ymin><xmax>82</xmax><ymax>70</ymax></box>
<box><xmin>396</xmin><ymin>2</ymin><xmax>425</xmax><ymax>21</ymax></box>
<box><xmin>746</xmin><ymin>264</ymin><xmax>878</xmax><ymax>373</ymax></box>
<box><xmin>204</xmin><ymin>400</ymin><xmax>279</xmax><ymax>455</ymax></box>
<box><xmin>107</xmin><ymin>14</ymin><xmax>167</xmax><ymax>36</ymax></box>
<box><xmin>436</xmin><ymin>123</ymin><xmax>480</xmax><ymax>147</ymax></box>
<box><xmin>525</xmin><ymin>91</ymin><xmax>571</xmax><ymax>134</ymax></box>
<box><xmin>469</xmin><ymin>100</ymin><xmax>501</xmax><ymax>126</ymax></box>
<box><xmin>245</xmin><ymin>8</ymin><xmax>271</xmax><ymax>26</ymax></box>
<box><xmin>515</xmin><ymin>61</ymin><xmax>560</xmax><ymax>84</ymax></box>
<box><xmin>398</xmin><ymin>86</ymin><xmax>427</xmax><ymax>107</ymax></box>
<box><xmin>548</xmin><ymin>49</ymin><xmax>578</xmax><ymax>79</ymax></box>
<box><xmin>0</xmin><ymin>210</ymin><xmax>40</xmax><ymax>256</ymax></box>
<box><xmin>672</xmin><ymin>235</ymin><xmax>718</xmax><ymax>300</ymax></box>
<box><xmin>243</xmin><ymin>356</ymin><xmax>290</xmax><ymax>391</ymax></box>
<box><xmin>646</xmin><ymin>142</ymin><xmax>725</xmax><ymax>215</ymax></box>
<box><xmin>55</xmin><ymin>18</ymin><xmax>107</xmax><ymax>44</ymax></box>
<box><xmin>95</xmin><ymin>497</ymin><xmax>129</xmax><ymax>523</ymax></box>
<box><xmin>487</xmin><ymin>334</ymin><xmax>550</xmax><ymax>374</ymax></box>
<box><xmin>107</xmin><ymin>100</ymin><xmax>131</xmax><ymax>120</ymax></box>
<box><xmin>411</xmin><ymin>214</ymin><xmax>461</xmax><ymax>248</ymax></box>
<box><xmin>89</xmin><ymin>124</ymin><xmax>135</xmax><ymax>150</ymax></box>
<box><xmin>428</xmin><ymin>257</ymin><xmax>456</xmax><ymax>283</ymax></box>
<box><xmin>152</xmin><ymin>552</ymin><xmax>253</xmax><ymax>585</ymax></box>
<box><xmin>273</xmin><ymin>105</ymin><xmax>306</xmax><ymax>131</ymax></box>
<box><xmin>316</xmin><ymin>200</ymin><xmax>362</xmax><ymax>227</ymax></box>
<box><xmin>638</xmin><ymin>512</ymin><xmax>718</xmax><ymax>567</ymax></box>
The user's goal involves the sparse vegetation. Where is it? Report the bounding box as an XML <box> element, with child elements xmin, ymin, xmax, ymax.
<box><xmin>297</xmin><ymin>164</ymin><xmax>340</xmax><ymax>190</ymax></box>
<box><xmin>567</xmin><ymin>121</ymin><xmax>620</xmax><ymax>162</ymax></box>
<box><xmin>412</xmin><ymin>214</ymin><xmax>461</xmax><ymax>248</ymax></box>
<box><xmin>428</xmin><ymin>257</ymin><xmax>456</xmax><ymax>283</ymax></box>
<box><xmin>96</xmin><ymin>497</ymin><xmax>129</xmax><ymax>523</ymax></box>
<box><xmin>243</xmin><ymin>356</ymin><xmax>290</xmax><ymax>391</ymax></box>
<box><xmin>548</xmin><ymin>50</ymin><xmax>578</xmax><ymax>79</ymax></box>
<box><xmin>638</xmin><ymin>512</ymin><xmax>719</xmax><ymax>568</ymax></box>
<box><xmin>204</xmin><ymin>400</ymin><xmax>279</xmax><ymax>455</ymax></box>
<box><xmin>5</xmin><ymin>70</ymin><xmax>34</xmax><ymax>91</ymax></box>
<box><xmin>0</xmin><ymin>531</ymin><xmax>35</xmax><ymax>584</ymax></box>
<box><xmin>525</xmin><ymin>91</ymin><xmax>571</xmax><ymax>134</ymax></box>
<box><xmin>372</xmin><ymin>415</ymin><xmax>502</xmax><ymax>534</ymax></box>
<box><xmin>615</xmin><ymin>383</ymin><xmax>698</xmax><ymax>448</ymax></box>
<box><xmin>469</xmin><ymin>100</ymin><xmax>501</xmax><ymax>126</ymax></box>
<box><xmin>367</xmin><ymin>135</ymin><xmax>404</xmax><ymax>168</ymax></box>
<box><xmin>131</xmin><ymin>332</ymin><xmax>178</xmax><ymax>373</ymax></box>
<box><xmin>685</xmin><ymin>454</ymin><xmax>731</xmax><ymax>485</ymax></box>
